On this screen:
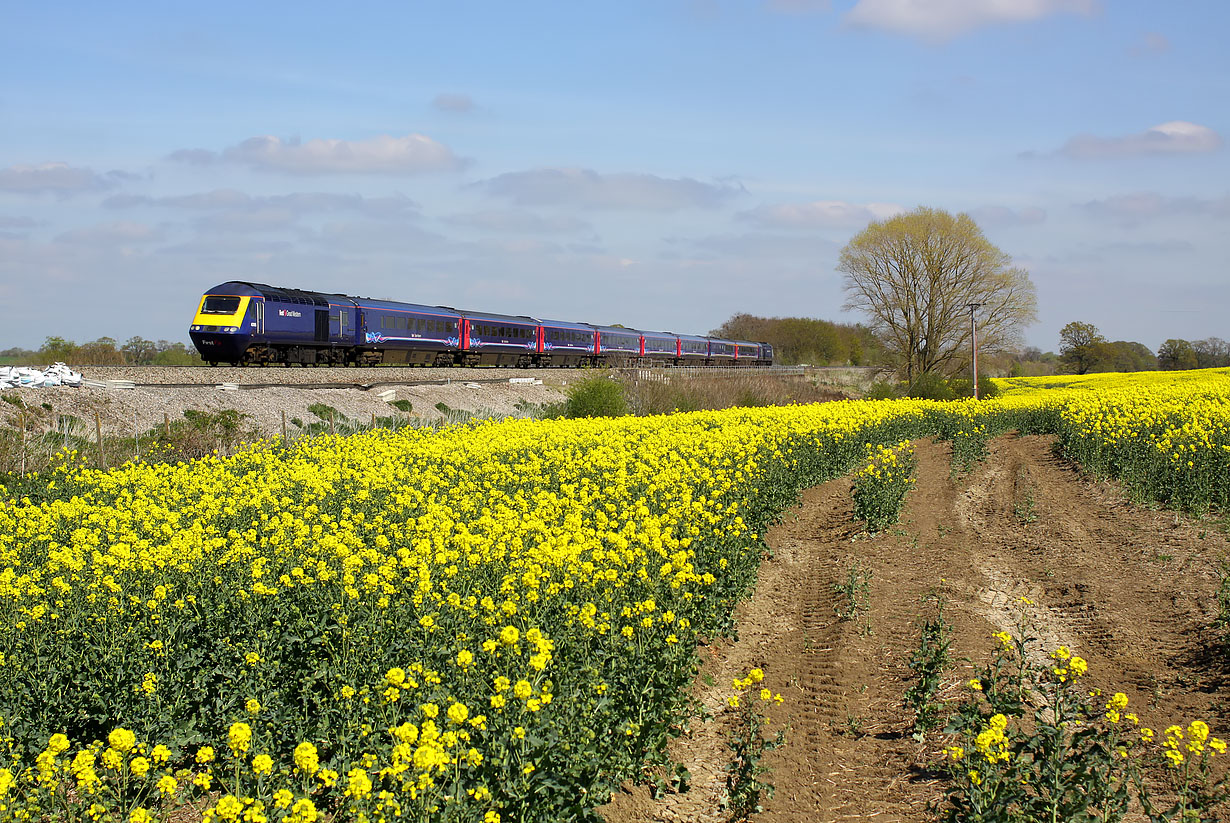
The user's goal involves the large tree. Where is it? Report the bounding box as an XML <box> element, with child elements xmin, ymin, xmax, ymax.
<box><xmin>838</xmin><ymin>207</ymin><xmax>1037</xmax><ymax>383</ymax></box>
<box><xmin>1058</xmin><ymin>321</ymin><xmax>1107</xmax><ymax>374</ymax></box>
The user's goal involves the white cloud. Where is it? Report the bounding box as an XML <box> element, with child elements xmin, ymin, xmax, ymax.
<box><xmin>314</xmin><ymin>221</ymin><xmax>452</xmax><ymax>253</ymax></box>
<box><xmin>433</xmin><ymin>93</ymin><xmax>475</xmax><ymax>112</ymax></box>
<box><xmin>104</xmin><ymin>189</ymin><xmax>419</xmax><ymax>219</ymax></box>
<box><xmin>678</xmin><ymin>231</ymin><xmax>839</xmax><ymax>259</ymax></box>
<box><xmin>844</xmin><ymin>0</ymin><xmax>1096</xmax><ymax>40</ymax></box>
<box><xmin>1060</xmin><ymin>121</ymin><xmax>1222</xmax><ymax>158</ymax></box>
<box><xmin>969</xmin><ymin>205</ymin><xmax>1047</xmax><ymax>227</ymax></box>
<box><xmin>0</xmin><ymin>216</ymin><xmax>39</xmax><ymax>229</ymax></box>
<box><xmin>443</xmin><ymin>209</ymin><xmax>591</xmax><ymax>234</ymax></box>
<box><xmin>1080</xmin><ymin>191</ymin><xmax>1230</xmax><ymax>222</ymax></box>
<box><xmin>55</xmin><ymin>221</ymin><xmax>163</xmax><ymax>247</ymax></box>
<box><xmin>0</xmin><ymin>162</ymin><xmax>124</xmax><ymax>196</ymax></box>
<box><xmin>738</xmin><ymin>200</ymin><xmax>904</xmax><ymax>228</ymax></box>
<box><xmin>197</xmin><ymin>208</ymin><xmax>299</xmax><ymax>234</ymax></box>
<box><xmin>476</xmin><ymin>168</ymin><xmax>741</xmax><ymax>211</ymax></box>
<box><xmin>170</xmin><ymin>134</ymin><xmax>464</xmax><ymax>175</ymax></box>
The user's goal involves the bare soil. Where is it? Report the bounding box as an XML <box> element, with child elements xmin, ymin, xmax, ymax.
<box><xmin>602</xmin><ymin>433</ymin><xmax>1230</xmax><ymax>823</ymax></box>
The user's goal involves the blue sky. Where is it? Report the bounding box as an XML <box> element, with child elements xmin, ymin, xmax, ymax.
<box><xmin>2</xmin><ymin>0</ymin><xmax>1227</xmax><ymax>353</ymax></box>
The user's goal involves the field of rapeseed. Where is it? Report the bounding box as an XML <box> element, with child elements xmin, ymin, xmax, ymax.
<box><xmin>0</xmin><ymin>367</ymin><xmax>1226</xmax><ymax>822</ymax></box>
<box><xmin>0</xmin><ymin>401</ymin><xmax>930</xmax><ymax>822</ymax></box>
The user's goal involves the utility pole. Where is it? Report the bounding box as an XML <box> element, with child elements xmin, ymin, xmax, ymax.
<box><xmin>967</xmin><ymin>303</ymin><xmax>984</xmax><ymax>399</ymax></box>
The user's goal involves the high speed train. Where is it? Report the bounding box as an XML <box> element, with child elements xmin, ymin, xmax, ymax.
<box><xmin>189</xmin><ymin>281</ymin><xmax>774</xmax><ymax>368</ymax></box>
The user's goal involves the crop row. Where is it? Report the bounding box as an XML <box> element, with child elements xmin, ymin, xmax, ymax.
<box><xmin>0</xmin><ymin>369</ymin><xmax>1226</xmax><ymax>821</ymax></box>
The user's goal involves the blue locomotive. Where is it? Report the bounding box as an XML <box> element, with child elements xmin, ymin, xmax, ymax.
<box><xmin>189</xmin><ymin>281</ymin><xmax>774</xmax><ymax>368</ymax></box>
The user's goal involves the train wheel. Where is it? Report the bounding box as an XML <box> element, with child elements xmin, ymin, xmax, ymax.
<box><xmin>208</xmin><ymin>361</ymin><xmax>218</xmax><ymax>367</ymax></box>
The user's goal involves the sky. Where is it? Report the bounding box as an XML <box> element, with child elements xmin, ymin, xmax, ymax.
<box><xmin>2</xmin><ymin>0</ymin><xmax>1227</xmax><ymax>354</ymax></box>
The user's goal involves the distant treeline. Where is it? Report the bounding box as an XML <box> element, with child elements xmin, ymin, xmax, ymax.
<box><xmin>711</xmin><ymin>314</ymin><xmax>886</xmax><ymax>367</ymax></box>
<box><xmin>1012</xmin><ymin>336</ymin><xmax>1230</xmax><ymax>377</ymax></box>
<box><xmin>0</xmin><ymin>337</ymin><xmax>203</xmax><ymax>366</ymax></box>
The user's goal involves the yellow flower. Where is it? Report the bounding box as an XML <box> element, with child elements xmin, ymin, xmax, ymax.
<box><xmin>293</xmin><ymin>742</ymin><xmax>319</xmax><ymax>775</ymax></box>
<box><xmin>196</xmin><ymin>746</ymin><xmax>216</xmax><ymax>764</ymax></box>
<box><xmin>346</xmin><ymin>767</ymin><xmax>372</xmax><ymax>798</ymax></box>
<box><xmin>252</xmin><ymin>754</ymin><xmax>273</xmax><ymax>776</ymax></box>
<box><xmin>246</xmin><ymin>698</ymin><xmax>262</xmax><ymax>715</ymax></box>
<box><xmin>108</xmin><ymin>728</ymin><xmax>137</xmax><ymax>754</ymax></box>
<box><xmin>228</xmin><ymin>722</ymin><xmax>253</xmax><ymax>756</ymax></box>
<box><xmin>157</xmin><ymin>773</ymin><xmax>178</xmax><ymax>797</ymax></box>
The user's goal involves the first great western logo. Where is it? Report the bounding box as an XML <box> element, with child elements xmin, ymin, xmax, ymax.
<box><xmin>278</xmin><ymin>309</ymin><xmax>303</xmax><ymax>318</ymax></box>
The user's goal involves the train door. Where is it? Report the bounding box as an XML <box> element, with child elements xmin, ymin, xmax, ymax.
<box><xmin>314</xmin><ymin>310</ymin><xmax>329</xmax><ymax>342</ymax></box>
<box><xmin>255</xmin><ymin>300</ymin><xmax>264</xmax><ymax>335</ymax></box>
<box><xmin>461</xmin><ymin>318</ymin><xmax>470</xmax><ymax>350</ymax></box>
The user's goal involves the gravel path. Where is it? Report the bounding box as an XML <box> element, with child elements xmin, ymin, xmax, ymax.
<box><xmin>1</xmin><ymin>366</ymin><xmax>575</xmax><ymax>437</ymax></box>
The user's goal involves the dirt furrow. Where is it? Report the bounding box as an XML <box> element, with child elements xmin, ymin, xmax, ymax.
<box><xmin>602</xmin><ymin>433</ymin><xmax>1229</xmax><ymax>823</ymax></box>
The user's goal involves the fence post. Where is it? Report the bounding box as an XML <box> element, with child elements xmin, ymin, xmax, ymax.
<box><xmin>164</xmin><ymin>412</ymin><xmax>171</xmax><ymax>440</ymax></box>
<box><xmin>282</xmin><ymin>410</ymin><xmax>288</xmax><ymax>444</ymax></box>
<box><xmin>330</xmin><ymin>412</ymin><xmax>335</xmax><ymax>436</ymax></box>
<box><xmin>19</xmin><ymin>413</ymin><xmax>25</xmax><ymax>475</ymax></box>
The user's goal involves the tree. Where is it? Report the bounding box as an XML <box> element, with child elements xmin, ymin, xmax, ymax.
<box><xmin>1103</xmin><ymin>341</ymin><xmax>1156</xmax><ymax>373</ymax></box>
<box><xmin>1157</xmin><ymin>338</ymin><xmax>1198</xmax><ymax>371</ymax></box>
<box><xmin>838</xmin><ymin>207</ymin><xmax>1037</xmax><ymax>383</ymax></box>
<box><xmin>1192</xmin><ymin>337</ymin><xmax>1230</xmax><ymax>369</ymax></box>
<box><xmin>122</xmin><ymin>336</ymin><xmax>159</xmax><ymax>365</ymax></box>
<box><xmin>710</xmin><ymin>313</ymin><xmax>884</xmax><ymax>366</ymax></box>
<box><xmin>1058</xmin><ymin>321</ymin><xmax>1107</xmax><ymax>374</ymax></box>
<box><xmin>38</xmin><ymin>336</ymin><xmax>78</xmax><ymax>364</ymax></box>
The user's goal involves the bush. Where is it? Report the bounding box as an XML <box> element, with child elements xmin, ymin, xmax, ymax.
<box><xmin>948</xmin><ymin>376</ymin><xmax>1001</xmax><ymax>400</ymax></box>
<box><xmin>907</xmin><ymin>372</ymin><xmax>956</xmax><ymax>401</ymax></box>
<box><xmin>864</xmin><ymin>380</ymin><xmax>901</xmax><ymax>400</ymax></box>
<box><xmin>565</xmin><ymin>376</ymin><xmax>629</xmax><ymax>418</ymax></box>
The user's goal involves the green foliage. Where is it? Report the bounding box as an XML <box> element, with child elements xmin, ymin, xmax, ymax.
<box><xmin>710</xmin><ymin>313</ymin><xmax>884</xmax><ymax>366</ymax></box>
<box><xmin>31</xmin><ymin>336</ymin><xmax>203</xmax><ymax>366</ymax></box>
<box><xmin>907</xmin><ymin>372</ymin><xmax>956</xmax><ymax>401</ymax></box>
<box><xmin>1158</xmin><ymin>339</ymin><xmax>1199</xmax><ymax>371</ymax></box>
<box><xmin>942</xmin><ymin>607</ymin><xmax>1230</xmax><ymax>823</ymax></box>
<box><xmin>389</xmin><ymin>399</ymin><xmax>413</xmax><ymax>413</ymax></box>
<box><xmin>864</xmin><ymin>380</ymin><xmax>901</xmax><ymax>400</ymax></box>
<box><xmin>721</xmin><ymin>672</ymin><xmax>786</xmax><ymax>822</ymax></box>
<box><xmin>565</xmin><ymin>376</ymin><xmax>629</xmax><ymax>418</ymax></box>
<box><xmin>851</xmin><ymin>440</ymin><xmax>916</xmax><ymax>531</ymax></box>
<box><xmin>948</xmin><ymin>376</ymin><xmax>1001</xmax><ymax>400</ymax></box>
<box><xmin>831</xmin><ymin>559</ymin><xmax>872</xmax><ymax>633</ymax></box>
<box><xmin>902</xmin><ymin>593</ymin><xmax>952</xmax><ymax>740</ymax></box>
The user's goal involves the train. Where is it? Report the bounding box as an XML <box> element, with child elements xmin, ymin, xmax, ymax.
<box><xmin>189</xmin><ymin>281</ymin><xmax>774</xmax><ymax>368</ymax></box>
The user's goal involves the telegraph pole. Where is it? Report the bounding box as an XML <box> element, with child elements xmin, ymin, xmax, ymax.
<box><xmin>967</xmin><ymin>303</ymin><xmax>984</xmax><ymax>399</ymax></box>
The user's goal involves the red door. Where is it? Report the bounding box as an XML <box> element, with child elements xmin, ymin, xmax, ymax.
<box><xmin>461</xmin><ymin>319</ymin><xmax>470</xmax><ymax>350</ymax></box>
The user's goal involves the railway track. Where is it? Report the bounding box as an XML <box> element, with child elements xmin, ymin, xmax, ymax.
<box><xmin>71</xmin><ymin>365</ymin><xmax>853</xmax><ymax>391</ymax></box>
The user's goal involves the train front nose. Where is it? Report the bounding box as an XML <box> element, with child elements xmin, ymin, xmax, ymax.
<box><xmin>189</xmin><ymin>326</ymin><xmax>251</xmax><ymax>361</ymax></box>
